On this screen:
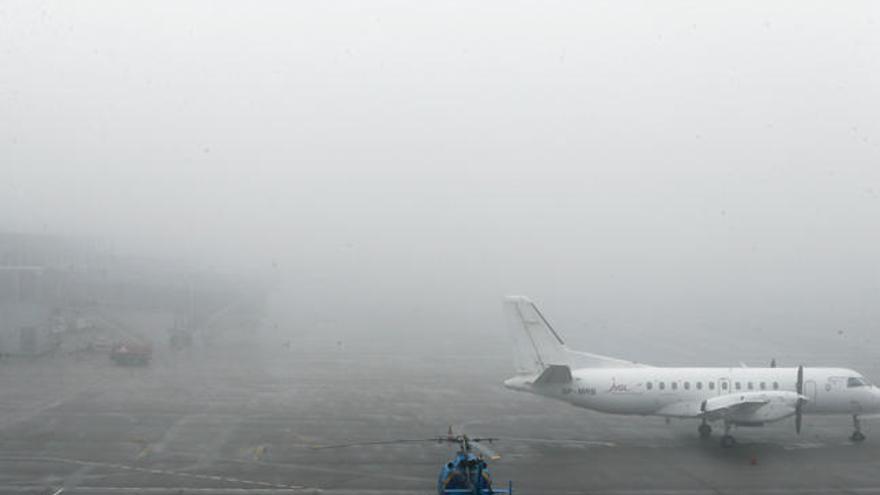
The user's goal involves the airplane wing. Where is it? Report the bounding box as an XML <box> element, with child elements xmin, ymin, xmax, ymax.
<box><xmin>699</xmin><ymin>394</ymin><xmax>771</xmax><ymax>422</ymax></box>
<box><xmin>655</xmin><ymin>391</ymin><xmax>805</xmax><ymax>425</ymax></box>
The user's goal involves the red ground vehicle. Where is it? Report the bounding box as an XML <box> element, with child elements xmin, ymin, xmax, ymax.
<box><xmin>110</xmin><ymin>341</ymin><xmax>152</xmax><ymax>366</ymax></box>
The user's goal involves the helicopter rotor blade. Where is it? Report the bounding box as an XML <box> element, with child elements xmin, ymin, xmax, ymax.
<box><xmin>501</xmin><ymin>437</ymin><xmax>615</xmax><ymax>447</ymax></box>
<box><xmin>471</xmin><ymin>440</ymin><xmax>501</xmax><ymax>461</ymax></box>
<box><xmin>311</xmin><ymin>438</ymin><xmax>438</xmax><ymax>450</ymax></box>
<box><xmin>470</xmin><ymin>437</ymin><xmax>499</xmax><ymax>447</ymax></box>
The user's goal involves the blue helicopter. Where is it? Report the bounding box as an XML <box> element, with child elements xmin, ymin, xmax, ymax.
<box><xmin>436</xmin><ymin>427</ymin><xmax>513</xmax><ymax>495</ymax></box>
<box><xmin>314</xmin><ymin>426</ymin><xmax>513</xmax><ymax>495</ymax></box>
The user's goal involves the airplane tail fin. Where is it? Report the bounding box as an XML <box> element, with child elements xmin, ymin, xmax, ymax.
<box><xmin>504</xmin><ymin>296</ymin><xmax>570</xmax><ymax>374</ymax></box>
<box><xmin>503</xmin><ymin>296</ymin><xmax>649</xmax><ymax>375</ymax></box>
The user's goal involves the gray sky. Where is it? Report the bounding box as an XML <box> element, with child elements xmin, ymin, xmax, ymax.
<box><xmin>2</xmin><ymin>2</ymin><xmax>879</xmax><ymax>353</ymax></box>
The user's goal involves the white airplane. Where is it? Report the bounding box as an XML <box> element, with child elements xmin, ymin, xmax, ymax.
<box><xmin>502</xmin><ymin>296</ymin><xmax>880</xmax><ymax>447</ymax></box>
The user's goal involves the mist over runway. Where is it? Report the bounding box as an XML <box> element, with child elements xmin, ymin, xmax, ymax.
<box><xmin>1</xmin><ymin>323</ymin><xmax>879</xmax><ymax>495</ymax></box>
<box><xmin>2</xmin><ymin>1</ymin><xmax>880</xmax><ymax>493</ymax></box>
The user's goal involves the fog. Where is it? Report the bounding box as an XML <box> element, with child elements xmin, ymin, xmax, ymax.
<box><xmin>4</xmin><ymin>2</ymin><xmax>880</xmax><ymax>494</ymax></box>
<box><xmin>3</xmin><ymin>2</ymin><xmax>879</xmax><ymax>354</ymax></box>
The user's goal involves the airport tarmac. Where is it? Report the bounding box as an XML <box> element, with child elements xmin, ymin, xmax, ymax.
<box><xmin>1</xmin><ymin>340</ymin><xmax>880</xmax><ymax>495</ymax></box>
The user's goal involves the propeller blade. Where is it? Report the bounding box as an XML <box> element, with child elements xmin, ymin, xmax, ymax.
<box><xmin>795</xmin><ymin>365</ymin><xmax>804</xmax><ymax>434</ymax></box>
<box><xmin>797</xmin><ymin>365</ymin><xmax>804</xmax><ymax>395</ymax></box>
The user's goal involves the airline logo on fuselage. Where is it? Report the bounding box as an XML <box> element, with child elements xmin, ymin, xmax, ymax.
<box><xmin>608</xmin><ymin>378</ymin><xmax>629</xmax><ymax>393</ymax></box>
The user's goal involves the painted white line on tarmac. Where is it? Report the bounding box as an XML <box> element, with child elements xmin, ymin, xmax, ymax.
<box><xmin>0</xmin><ymin>456</ymin><xmax>307</xmax><ymax>490</ymax></box>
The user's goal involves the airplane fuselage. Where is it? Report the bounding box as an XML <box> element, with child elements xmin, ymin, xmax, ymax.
<box><xmin>503</xmin><ymin>295</ymin><xmax>880</xmax><ymax>444</ymax></box>
<box><xmin>505</xmin><ymin>367</ymin><xmax>880</xmax><ymax>419</ymax></box>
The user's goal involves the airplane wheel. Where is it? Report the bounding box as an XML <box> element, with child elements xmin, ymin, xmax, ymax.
<box><xmin>720</xmin><ymin>435</ymin><xmax>736</xmax><ymax>448</ymax></box>
<box><xmin>698</xmin><ymin>424</ymin><xmax>712</xmax><ymax>439</ymax></box>
<box><xmin>850</xmin><ymin>431</ymin><xmax>866</xmax><ymax>443</ymax></box>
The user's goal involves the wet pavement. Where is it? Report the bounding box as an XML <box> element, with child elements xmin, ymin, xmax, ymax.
<box><xmin>1</xmin><ymin>340</ymin><xmax>880</xmax><ymax>494</ymax></box>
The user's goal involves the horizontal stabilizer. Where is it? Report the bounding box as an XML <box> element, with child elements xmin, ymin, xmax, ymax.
<box><xmin>533</xmin><ymin>365</ymin><xmax>573</xmax><ymax>385</ymax></box>
<box><xmin>566</xmin><ymin>349</ymin><xmax>650</xmax><ymax>369</ymax></box>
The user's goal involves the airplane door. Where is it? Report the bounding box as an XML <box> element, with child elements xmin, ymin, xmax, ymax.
<box><xmin>804</xmin><ymin>380</ymin><xmax>818</xmax><ymax>408</ymax></box>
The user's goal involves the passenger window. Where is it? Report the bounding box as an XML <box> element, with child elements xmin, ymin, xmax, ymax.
<box><xmin>696</xmin><ymin>382</ymin><xmax>702</xmax><ymax>390</ymax></box>
<box><xmin>721</xmin><ymin>382</ymin><xmax>728</xmax><ymax>390</ymax></box>
<box><xmin>735</xmin><ymin>382</ymin><xmax>741</xmax><ymax>390</ymax></box>
<box><xmin>659</xmin><ymin>382</ymin><xmax>665</xmax><ymax>390</ymax></box>
<box><xmin>747</xmin><ymin>382</ymin><xmax>754</xmax><ymax>390</ymax></box>
<box><xmin>671</xmin><ymin>382</ymin><xmax>678</xmax><ymax>390</ymax></box>
<box><xmin>773</xmin><ymin>382</ymin><xmax>779</xmax><ymax>390</ymax></box>
<box><xmin>646</xmin><ymin>381</ymin><xmax>653</xmax><ymax>390</ymax></box>
<box><xmin>684</xmin><ymin>382</ymin><xmax>690</xmax><ymax>390</ymax></box>
<box><xmin>709</xmin><ymin>382</ymin><xmax>715</xmax><ymax>390</ymax></box>
<box><xmin>760</xmin><ymin>382</ymin><xmax>766</xmax><ymax>390</ymax></box>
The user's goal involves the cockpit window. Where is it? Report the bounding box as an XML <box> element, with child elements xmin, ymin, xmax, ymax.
<box><xmin>848</xmin><ymin>377</ymin><xmax>869</xmax><ymax>388</ymax></box>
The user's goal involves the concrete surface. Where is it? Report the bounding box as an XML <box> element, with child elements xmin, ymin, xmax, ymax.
<box><xmin>0</xmin><ymin>341</ymin><xmax>879</xmax><ymax>494</ymax></box>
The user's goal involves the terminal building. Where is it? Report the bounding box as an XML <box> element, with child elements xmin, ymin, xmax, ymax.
<box><xmin>0</xmin><ymin>232</ymin><xmax>266</xmax><ymax>357</ymax></box>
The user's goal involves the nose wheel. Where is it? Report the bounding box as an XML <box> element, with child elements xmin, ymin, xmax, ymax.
<box><xmin>851</xmin><ymin>415</ymin><xmax>866</xmax><ymax>442</ymax></box>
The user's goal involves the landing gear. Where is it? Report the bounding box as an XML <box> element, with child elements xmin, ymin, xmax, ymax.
<box><xmin>698</xmin><ymin>421</ymin><xmax>712</xmax><ymax>439</ymax></box>
<box><xmin>850</xmin><ymin>415</ymin><xmax>866</xmax><ymax>443</ymax></box>
<box><xmin>720</xmin><ymin>422</ymin><xmax>736</xmax><ymax>448</ymax></box>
